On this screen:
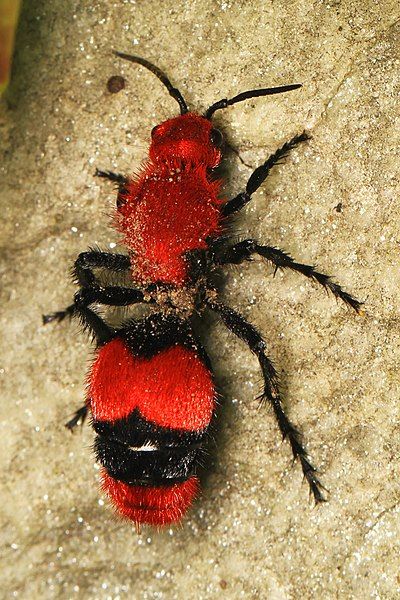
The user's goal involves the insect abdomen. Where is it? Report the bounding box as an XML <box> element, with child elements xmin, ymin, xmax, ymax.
<box><xmin>90</xmin><ymin>337</ymin><xmax>214</xmax><ymax>429</ymax></box>
<box><xmin>89</xmin><ymin>316</ymin><xmax>215</xmax><ymax>525</ymax></box>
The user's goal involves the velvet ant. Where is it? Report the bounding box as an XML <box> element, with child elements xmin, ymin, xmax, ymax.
<box><xmin>44</xmin><ymin>52</ymin><xmax>362</xmax><ymax>527</ymax></box>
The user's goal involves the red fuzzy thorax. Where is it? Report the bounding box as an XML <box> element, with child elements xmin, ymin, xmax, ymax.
<box><xmin>116</xmin><ymin>113</ymin><xmax>224</xmax><ymax>286</ymax></box>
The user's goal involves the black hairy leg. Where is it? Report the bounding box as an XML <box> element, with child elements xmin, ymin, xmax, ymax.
<box><xmin>95</xmin><ymin>170</ymin><xmax>130</xmax><ymax>209</ymax></box>
<box><xmin>65</xmin><ymin>405</ymin><xmax>89</xmax><ymax>432</ymax></box>
<box><xmin>73</xmin><ymin>250</ymin><xmax>131</xmax><ymax>287</ymax></box>
<box><xmin>94</xmin><ymin>168</ymin><xmax>127</xmax><ymax>186</ymax></box>
<box><xmin>207</xmin><ymin>299</ymin><xmax>326</xmax><ymax>502</ymax></box>
<box><xmin>43</xmin><ymin>285</ymin><xmax>149</xmax><ymax>325</ymax></box>
<box><xmin>65</xmin><ymin>305</ymin><xmax>114</xmax><ymax>430</ymax></box>
<box><xmin>215</xmin><ymin>239</ymin><xmax>363</xmax><ymax>313</ymax></box>
<box><xmin>42</xmin><ymin>304</ymin><xmax>75</xmax><ymax>325</ymax></box>
<box><xmin>72</xmin><ymin>303</ymin><xmax>115</xmax><ymax>345</ymax></box>
<box><xmin>74</xmin><ymin>285</ymin><xmax>148</xmax><ymax>308</ymax></box>
<box><xmin>43</xmin><ymin>249</ymin><xmax>133</xmax><ymax>324</ymax></box>
<box><xmin>222</xmin><ymin>132</ymin><xmax>309</xmax><ymax>217</ymax></box>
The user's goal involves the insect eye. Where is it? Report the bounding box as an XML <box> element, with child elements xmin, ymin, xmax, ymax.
<box><xmin>210</xmin><ymin>128</ymin><xmax>223</xmax><ymax>148</ymax></box>
<box><xmin>151</xmin><ymin>125</ymin><xmax>160</xmax><ymax>138</ymax></box>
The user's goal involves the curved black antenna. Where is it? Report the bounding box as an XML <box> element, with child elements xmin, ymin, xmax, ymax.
<box><xmin>205</xmin><ymin>84</ymin><xmax>302</xmax><ymax>119</ymax></box>
<box><xmin>113</xmin><ymin>51</ymin><xmax>189</xmax><ymax>115</ymax></box>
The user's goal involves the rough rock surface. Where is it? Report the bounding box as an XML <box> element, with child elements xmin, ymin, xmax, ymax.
<box><xmin>1</xmin><ymin>1</ymin><xmax>399</xmax><ymax>598</ymax></box>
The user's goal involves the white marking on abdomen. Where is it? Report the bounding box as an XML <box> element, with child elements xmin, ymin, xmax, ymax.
<box><xmin>129</xmin><ymin>443</ymin><xmax>158</xmax><ymax>452</ymax></box>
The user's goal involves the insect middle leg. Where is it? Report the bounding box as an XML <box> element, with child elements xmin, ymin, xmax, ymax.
<box><xmin>222</xmin><ymin>132</ymin><xmax>309</xmax><ymax>217</ymax></box>
<box><xmin>207</xmin><ymin>299</ymin><xmax>326</xmax><ymax>502</ymax></box>
<box><xmin>215</xmin><ymin>239</ymin><xmax>363</xmax><ymax>312</ymax></box>
<box><xmin>43</xmin><ymin>285</ymin><xmax>148</xmax><ymax>324</ymax></box>
<box><xmin>73</xmin><ymin>250</ymin><xmax>131</xmax><ymax>286</ymax></box>
<box><xmin>43</xmin><ymin>250</ymin><xmax>132</xmax><ymax>323</ymax></box>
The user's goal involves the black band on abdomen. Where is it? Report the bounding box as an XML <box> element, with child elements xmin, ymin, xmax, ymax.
<box><xmin>93</xmin><ymin>408</ymin><xmax>209</xmax><ymax>487</ymax></box>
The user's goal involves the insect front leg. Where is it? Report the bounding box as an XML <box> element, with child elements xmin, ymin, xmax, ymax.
<box><xmin>94</xmin><ymin>169</ymin><xmax>127</xmax><ymax>186</ymax></box>
<box><xmin>215</xmin><ymin>239</ymin><xmax>363</xmax><ymax>313</ymax></box>
<box><xmin>222</xmin><ymin>132</ymin><xmax>309</xmax><ymax>217</ymax></box>
<box><xmin>95</xmin><ymin>169</ymin><xmax>130</xmax><ymax>209</ymax></box>
<box><xmin>207</xmin><ymin>299</ymin><xmax>326</xmax><ymax>502</ymax></box>
<box><xmin>94</xmin><ymin>169</ymin><xmax>128</xmax><ymax>188</ymax></box>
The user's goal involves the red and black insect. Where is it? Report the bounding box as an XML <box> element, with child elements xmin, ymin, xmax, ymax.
<box><xmin>44</xmin><ymin>52</ymin><xmax>362</xmax><ymax>527</ymax></box>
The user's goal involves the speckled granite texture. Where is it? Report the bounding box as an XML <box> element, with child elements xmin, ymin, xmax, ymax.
<box><xmin>1</xmin><ymin>1</ymin><xmax>399</xmax><ymax>598</ymax></box>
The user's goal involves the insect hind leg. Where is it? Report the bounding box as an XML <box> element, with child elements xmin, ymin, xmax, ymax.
<box><xmin>42</xmin><ymin>305</ymin><xmax>75</xmax><ymax>324</ymax></box>
<box><xmin>207</xmin><ymin>299</ymin><xmax>327</xmax><ymax>502</ymax></box>
<box><xmin>65</xmin><ymin>405</ymin><xmax>88</xmax><ymax>431</ymax></box>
